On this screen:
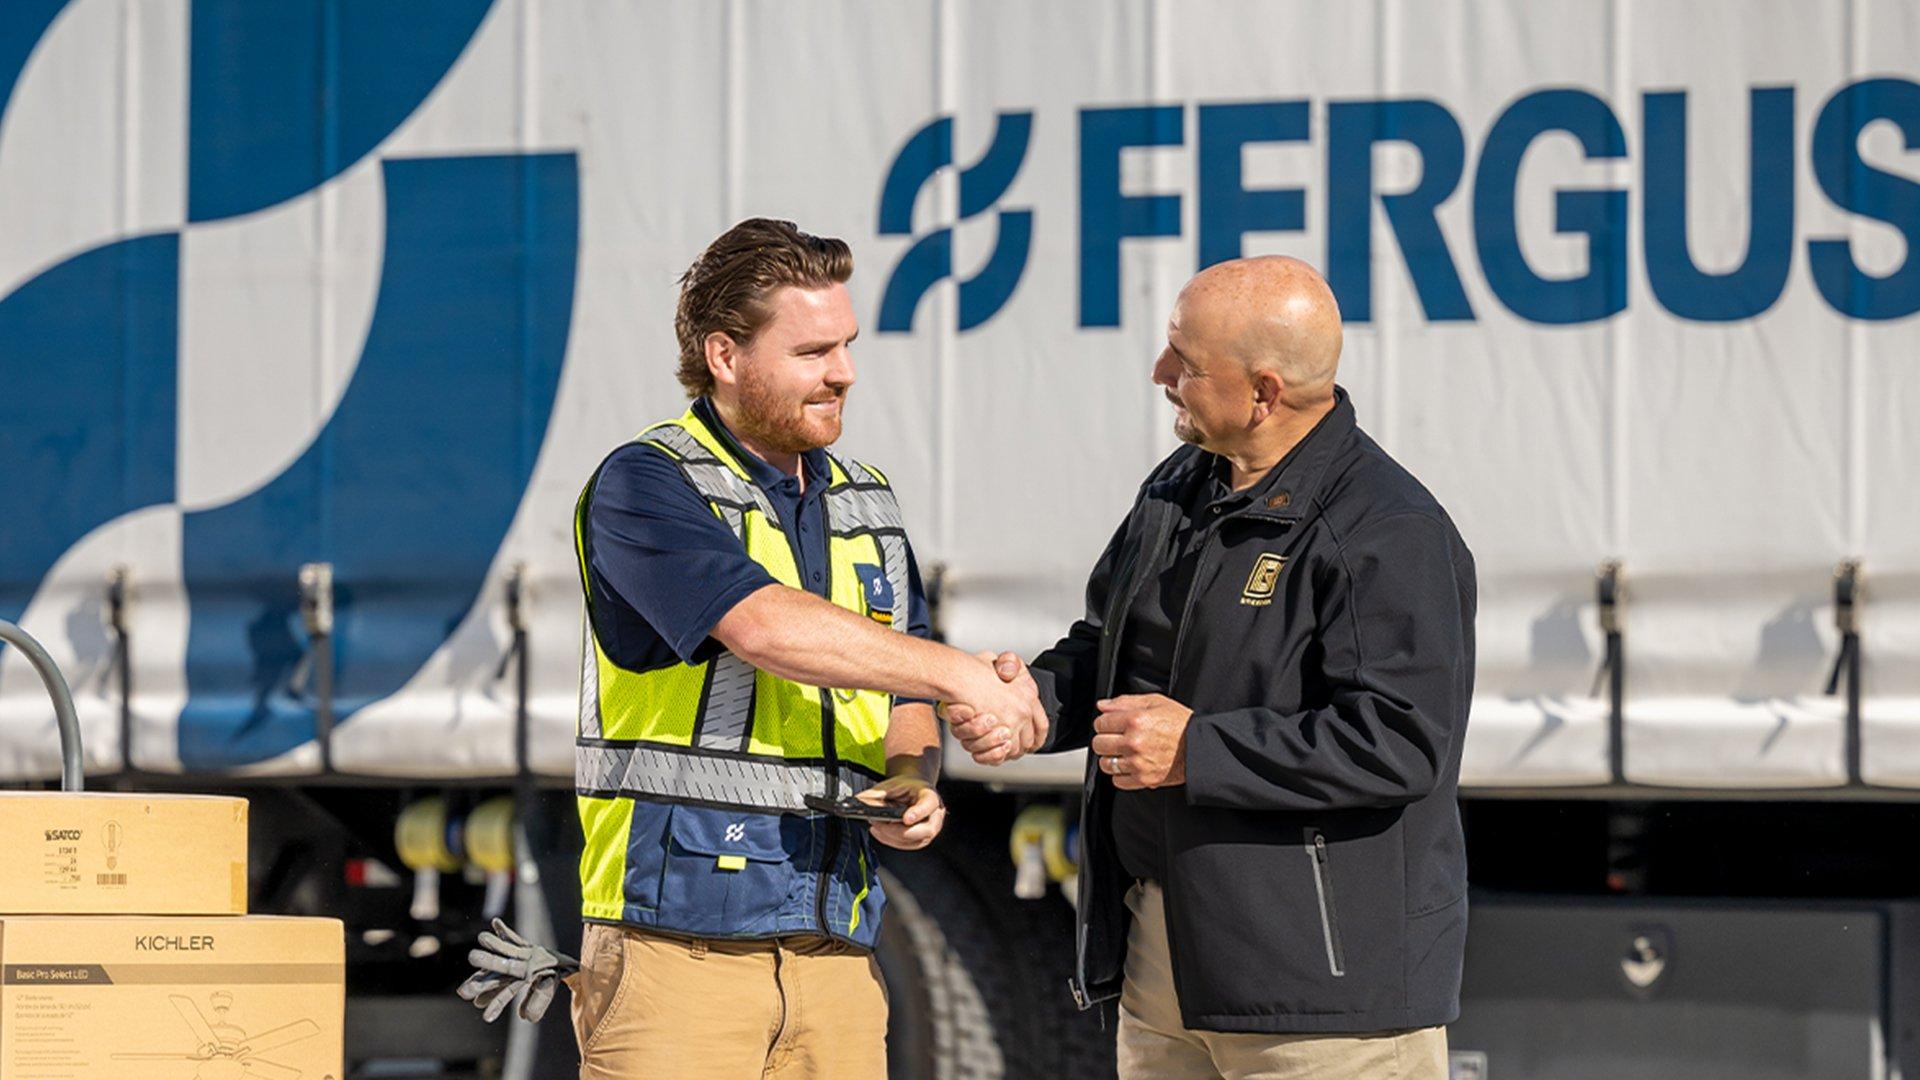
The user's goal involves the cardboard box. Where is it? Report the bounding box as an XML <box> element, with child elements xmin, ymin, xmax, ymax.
<box><xmin>0</xmin><ymin>914</ymin><xmax>343</xmax><ymax>1080</ymax></box>
<box><xmin>0</xmin><ymin>793</ymin><xmax>247</xmax><ymax>915</ymax></box>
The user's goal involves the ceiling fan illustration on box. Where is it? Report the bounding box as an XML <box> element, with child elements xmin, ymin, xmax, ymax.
<box><xmin>113</xmin><ymin>992</ymin><xmax>323</xmax><ymax>1080</ymax></box>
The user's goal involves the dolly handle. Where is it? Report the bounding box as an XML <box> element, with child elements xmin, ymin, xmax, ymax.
<box><xmin>0</xmin><ymin>620</ymin><xmax>83</xmax><ymax>792</ymax></box>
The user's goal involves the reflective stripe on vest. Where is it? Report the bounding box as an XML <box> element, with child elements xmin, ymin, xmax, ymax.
<box><xmin>577</xmin><ymin>740</ymin><xmax>876</xmax><ymax>812</ymax></box>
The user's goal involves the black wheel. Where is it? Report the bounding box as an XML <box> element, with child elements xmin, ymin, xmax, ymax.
<box><xmin>876</xmin><ymin>817</ymin><xmax>1116</xmax><ymax>1080</ymax></box>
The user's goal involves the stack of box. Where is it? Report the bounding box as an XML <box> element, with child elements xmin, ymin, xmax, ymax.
<box><xmin>0</xmin><ymin>792</ymin><xmax>344</xmax><ymax>1079</ymax></box>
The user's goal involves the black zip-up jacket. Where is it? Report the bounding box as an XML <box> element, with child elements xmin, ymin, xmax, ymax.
<box><xmin>1032</xmin><ymin>388</ymin><xmax>1476</xmax><ymax>1035</ymax></box>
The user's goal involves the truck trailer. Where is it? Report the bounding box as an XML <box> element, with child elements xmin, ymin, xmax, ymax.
<box><xmin>2</xmin><ymin>1</ymin><xmax>1917</xmax><ymax>1076</ymax></box>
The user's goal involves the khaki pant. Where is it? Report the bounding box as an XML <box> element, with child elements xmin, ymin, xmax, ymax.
<box><xmin>1119</xmin><ymin>881</ymin><xmax>1448</xmax><ymax>1080</ymax></box>
<box><xmin>567</xmin><ymin>922</ymin><xmax>887</xmax><ymax>1079</ymax></box>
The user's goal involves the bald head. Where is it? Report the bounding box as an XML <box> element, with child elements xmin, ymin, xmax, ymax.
<box><xmin>1176</xmin><ymin>256</ymin><xmax>1342</xmax><ymax>399</ymax></box>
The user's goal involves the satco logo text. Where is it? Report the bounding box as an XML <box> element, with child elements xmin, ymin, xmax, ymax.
<box><xmin>44</xmin><ymin>829</ymin><xmax>82</xmax><ymax>841</ymax></box>
<box><xmin>878</xmin><ymin>78</ymin><xmax>1920</xmax><ymax>332</ymax></box>
<box><xmin>136</xmin><ymin>935</ymin><xmax>215</xmax><ymax>952</ymax></box>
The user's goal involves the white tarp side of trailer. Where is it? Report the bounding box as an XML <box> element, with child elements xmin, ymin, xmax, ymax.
<box><xmin>1617</xmin><ymin>0</ymin><xmax>1920</xmax><ymax>788</ymax></box>
<box><xmin>1850</xmin><ymin>0</ymin><xmax>1920</xmax><ymax>787</ymax></box>
<box><xmin>0</xmin><ymin>0</ymin><xmax>192</xmax><ymax>780</ymax></box>
<box><xmin>1610</xmin><ymin>2</ymin><xmax>1850</xmax><ymax>789</ymax></box>
<box><xmin>0</xmin><ymin>0</ymin><xmax>188</xmax><ymax>302</ymax></box>
<box><xmin>1</xmin><ymin>0</ymin><xmax>1918</xmax><ymax>786</ymax></box>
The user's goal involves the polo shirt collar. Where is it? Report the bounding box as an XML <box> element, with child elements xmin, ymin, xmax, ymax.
<box><xmin>1208</xmin><ymin>385</ymin><xmax>1355</xmax><ymax>520</ymax></box>
<box><xmin>693</xmin><ymin>397</ymin><xmax>831</xmax><ymax>493</ymax></box>
<box><xmin>1198</xmin><ymin>455</ymin><xmax>1245</xmax><ymax>510</ymax></box>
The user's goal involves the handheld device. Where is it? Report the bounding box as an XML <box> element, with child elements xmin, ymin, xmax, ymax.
<box><xmin>803</xmin><ymin>793</ymin><xmax>909</xmax><ymax>822</ymax></box>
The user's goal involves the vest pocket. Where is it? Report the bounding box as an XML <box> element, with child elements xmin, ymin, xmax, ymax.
<box><xmin>658</xmin><ymin>807</ymin><xmax>792</xmax><ymax>934</ymax></box>
<box><xmin>616</xmin><ymin>799</ymin><xmax>673</xmax><ymax>913</ymax></box>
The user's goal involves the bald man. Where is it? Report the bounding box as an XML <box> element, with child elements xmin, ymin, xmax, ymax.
<box><xmin>951</xmin><ymin>257</ymin><xmax>1476</xmax><ymax>1078</ymax></box>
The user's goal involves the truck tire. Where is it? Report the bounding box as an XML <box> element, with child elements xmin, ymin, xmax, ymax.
<box><xmin>877</xmin><ymin>839</ymin><xmax>1116</xmax><ymax>1079</ymax></box>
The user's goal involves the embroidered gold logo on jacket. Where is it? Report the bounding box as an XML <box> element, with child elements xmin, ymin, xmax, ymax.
<box><xmin>1241</xmin><ymin>553</ymin><xmax>1286</xmax><ymax>606</ymax></box>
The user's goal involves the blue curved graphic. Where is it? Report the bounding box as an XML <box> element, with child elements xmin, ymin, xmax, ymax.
<box><xmin>0</xmin><ymin>234</ymin><xmax>177</xmax><ymax>632</ymax></box>
<box><xmin>880</xmin><ymin>210</ymin><xmax>1034</xmax><ymax>332</ymax></box>
<box><xmin>958</xmin><ymin>113</ymin><xmax>1032</xmax><ymax>219</ymax></box>
<box><xmin>877</xmin><ymin>117</ymin><xmax>952</xmax><ymax>235</ymax></box>
<box><xmin>877</xmin><ymin>112</ymin><xmax>1033</xmax><ymax>236</ymax></box>
<box><xmin>875</xmin><ymin>230</ymin><xmax>950</xmax><ymax>331</ymax></box>
<box><xmin>958</xmin><ymin>210</ymin><xmax>1032</xmax><ymax>331</ymax></box>
<box><xmin>876</xmin><ymin>112</ymin><xmax>1034</xmax><ymax>333</ymax></box>
<box><xmin>0</xmin><ymin>0</ymin><xmax>71</xmax><ymax>131</ymax></box>
<box><xmin>188</xmin><ymin>0</ymin><xmax>496</xmax><ymax>223</ymax></box>
<box><xmin>178</xmin><ymin>153</ymin><xmax>578</xmax><ymax>770</ymax></box>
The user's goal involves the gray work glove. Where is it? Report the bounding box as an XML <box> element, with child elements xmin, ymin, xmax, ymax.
<box><xmin>458</xmin><ymin>918</ymin><xmax>580</xmax><ymax>1023</ymax></box>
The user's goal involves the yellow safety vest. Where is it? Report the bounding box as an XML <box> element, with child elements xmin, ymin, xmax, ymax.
<box><xmin>572</xmin><ymin>406</ymin><xmax>911</xmax><ymax>924</ymax></box>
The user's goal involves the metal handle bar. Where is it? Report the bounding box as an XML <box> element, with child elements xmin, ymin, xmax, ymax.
<box><xmin>0</xmin><ymin>620</ymin><xmax>83</xmax><ymax>792</ymax></box>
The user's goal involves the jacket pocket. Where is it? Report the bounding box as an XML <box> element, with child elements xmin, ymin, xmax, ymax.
<box><xmin>658</xmin><ymin>807</ymin><xmax>794</xmax><ymax>934</ymax></box>
<box><xmin>1307</xmin><ymin>830</ymin><xmax>1348</xmax><ymax>978</ymax></box>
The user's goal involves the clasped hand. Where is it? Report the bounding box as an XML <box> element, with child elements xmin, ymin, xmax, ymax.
<box><xmin>1090</xmin><ymin>694</ymin><xmax>1191</xmax><ymax>789</ymax></box>
<box><xmin>941</xmin><ymin>652</ymin><xmax>1048</xmax><ymax>766</ymax></box>
<box><xmin>942</xmin><ymin>658</ymin><xmax>1194</xmax><ymax>785</ymax></box>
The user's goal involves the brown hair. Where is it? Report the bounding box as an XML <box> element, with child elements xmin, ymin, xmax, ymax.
<box><xmin>674</xmin><ymin>218</ymin><xmax>854</xmax><ymax>397</ymax></box>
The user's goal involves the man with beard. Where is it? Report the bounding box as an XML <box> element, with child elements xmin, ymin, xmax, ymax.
<box><xmin>951</xmin><ymin>256</ymin><xmax>1475</xmax><ymax>1078</ymax></box>
<box><xmin>566</xmin><ymin>218</ymin><xmax>1044</xmax><ymax>1078</ymax></box>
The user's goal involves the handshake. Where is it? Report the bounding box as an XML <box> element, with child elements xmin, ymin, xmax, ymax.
<box><xmin>939</xmin><ymin>651</ymin><xmax>1049</xmax><ymax>766</ymax></box>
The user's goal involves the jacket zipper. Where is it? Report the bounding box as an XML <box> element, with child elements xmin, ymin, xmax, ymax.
<box><xmin>1094</xmin><ymin>522</ymin><xmax>1156</xmax><ymax>698</ymax></box>
<box><xmin>1071</xmin><ymin>509</ymin><xmax>1165</xmax><ymax>1007</ymax></box>
<box><xmin>1163</xmin><ymin>535</ymin><xmax>1218</xmax><ymax>690</ymax></box>
<box><xmin>1308</xmin><ymin>831</ymin><xmax>1347</xmax><ymax>978</ymax></box>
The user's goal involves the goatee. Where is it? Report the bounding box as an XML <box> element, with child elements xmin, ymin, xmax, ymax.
<box><xmin>736</xmin><ymin>376</ymin><xmax>844</xmax><ymax>453</ymax></box>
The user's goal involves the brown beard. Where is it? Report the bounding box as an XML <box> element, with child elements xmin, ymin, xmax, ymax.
<box><xmin>734</xmin><ymin>367</ymin><xmax>844</xmax><ymax>453</ymax></box>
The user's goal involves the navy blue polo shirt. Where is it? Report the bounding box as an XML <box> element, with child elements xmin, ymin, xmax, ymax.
<box><xmin>584</xmin><ymin>398</ymin><xmax>931</xmax><ymax>691</ymax></box>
